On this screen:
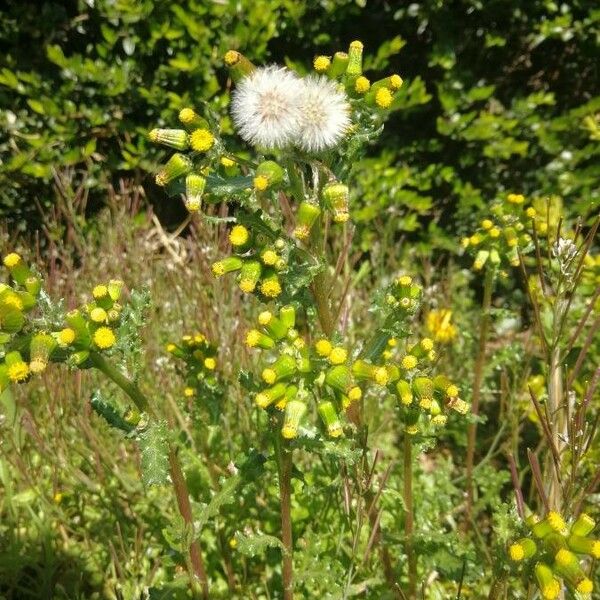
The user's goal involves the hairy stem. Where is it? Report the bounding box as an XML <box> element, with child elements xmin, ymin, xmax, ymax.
<box><xmin>275</xmin><ymin>436</ymin><xmax>294</xmax><ymax>600</ymax></box>
<box><xmin>547</xmin><ymin>346</ymin><xmax>564</xmax><ymax>511</ymax></box>
<box><xmin>89</xmin><ymin>352</ymin><xmax>210</xmax><ymax>599</ymax></box>
<box><xmin>403</xmin><ymin>434</ymin><xmax>417</xmax><ymax>599</ymax></box>
<box><xmin>465</xmin><ymin>268</ymin><xmax>494</xmax><ymax>520</ymax></box>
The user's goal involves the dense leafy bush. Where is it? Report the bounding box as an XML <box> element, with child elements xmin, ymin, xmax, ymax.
<box><xmin>1</xmin><ymin>1</ymin><xmax>598</xmax><ymax>237</ymax></box>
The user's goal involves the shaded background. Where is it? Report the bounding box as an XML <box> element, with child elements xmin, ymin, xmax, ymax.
<box><xmin>1</xmin><ymin>0</ymin><xmax>598</xmax><ymax>241</ymax></box>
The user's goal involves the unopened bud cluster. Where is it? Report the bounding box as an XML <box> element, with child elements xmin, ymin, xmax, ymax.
<box><xmin>508</xmin><ymin>511</ymin><xmax>597</xmax><ymax>598</ymax></box>
<box><xmin>166</xmin><ymin>331</ymin><xmax>220</xmax><ymax>398</ymax></box>
<box><xmin>1</xmin><ymin>253</ymin><xmax>125</xmax><ymax>391</ymax></box>
<box><xmin>460</xmin><ymin>192</ymin><xmax>537</xmax><ymax>272</ymax></box>
<box><xmin>211</xmin><ymin>223</ymin><xmax>289</xmax><ymax>299</ymax></box>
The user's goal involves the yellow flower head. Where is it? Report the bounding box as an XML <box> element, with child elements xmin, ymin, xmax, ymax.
<box><xmin>3</xmin><ymin>253</ymin><xmax>21</xmax><ymax>268</ymax></box>
<box><xmin>354</xmin><ymin>76</ymin><xmax>370</xmax><ymax>94</ymax></box>
<box><xmin>253</xmin><ymin>175</ymin><xmax>269</xmax><ymax>191</ymax></box>
<box><xmin>348</xmin><ymin>386</ymin><xmax>362</xmax><ymax>401</ymax></box>
<box><xmin>508</xmin><ymin>543</ymin><xmax>524</xmax><ymax>561</ymax></box>
<box><xmin>92</xmin><ymin>284</ymin><xmax>108</xmax><ymax>299</ymax></box>
<box><xmin>93</xmin><ymin>327</ymin><xmax>116</xmax><ymax>349</ymax></box>
<box><xmin>245</xmin><ymin>330</ymin><xmax>261</xmax><ymax>348</ymax></box>
<box><xmin>261</xmin><ymin>250</ymin><xmax>278</xmax><ymax>266</ymax></box>
<box><xmin>184</xmin><ymin>387</ymin><xmax>195</xmax><ymax>397</ymax></box>
<box><xmin>389</xmin><ymin>74</ymin><xmax>403</xmax><ymax>90</ymax></box>
<box><xmin>204</xmin><ymin>357</ymin><xmax>216</xmax><ymax>370</ymax></box>
<box><xmin>8</xmin><ymin>361</ymin><xmax>29</xmax><ymax>382</ymax></box>
<box><xmin>374</xmin><ymin>367</ymin><xmax>389</xmax><ymax>386</ymax></box>
<box><xmin>547</xmin><ymin>511</ymin><xmax>566</xmax><ymax>532</ymax></box>
<box><xmin>313</xmin><ymin>56</ymin><xmax>331</xmax><ymax>72</ymax></box>
<box><xmin>179</xmin><ymin>107</ymin><xmax>197</xmax><ymax>124</ymax></box>
<box><xmin>260</xmin><ymin>278</ymin><xmax>282</xmax><ymax>298</ymax></box>
<box><xmin>224</xmin><ymin>50</ymin><xmax>240</xmax><ymax>66</ymax></box>
<box><xmin>426</xmin><ymin>309</ymin><xmax>457</xmax><ymax>343</ymax></box>
<box><xmin>229</xmin><ymin>225</ymin><xmax>249</xmax><ymax>247</ymax></box>
<box><xmin>190</xmin><ymin>128</ymin><xmax>215</xmax><ymax>152</ymax></box>
<box><xmin>375</xmin><ymin>88</ymin><xmax>393</xmax><ymax>109</ymax></box>
<box><xmin>58</xmin><ymin>328</ymin><xmax>76</xmax><ymax>346</ymax></box>
<box><xmin>220</xmin><ymin>156</ymin><xmax>235</xmax><ymax>168</ymax></box>
<box><xmin>541</xmin><ymin>582</ymin><xmax>560</xmax><ymax>600</ymax></box>
<box><xmin>315</xmin><ymin>339</ymin><xmax>333</xmax><ymax>357</ymax></box>
<box><xmin>507</xmin><ymin>193</ymin><xmax>525</xmax><ymax>204</ymax></box>
<box><xmin>329</xmin><ymin>347</ymin><xmax>348</xmax><ymax>365</ymax></box>
<box><xmin>90</xmin><ymin>307</ymin><xmax>107</xmax><ymax>323</ymax></box>
<box><xmin>577</xmin><ymin>579</ymin><xmax>593</xmax><ymax>594</ymax></box>
<box><xmin>401</xmin><ymin>355</ymin><xmax>418</xmax><ymax>370</ymax></box>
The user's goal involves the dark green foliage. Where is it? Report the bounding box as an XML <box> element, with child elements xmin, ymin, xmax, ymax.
<box><xmin>1</xmin><ymin>1</ymin><xmax>597</xmax><ymax>239</ymax></box>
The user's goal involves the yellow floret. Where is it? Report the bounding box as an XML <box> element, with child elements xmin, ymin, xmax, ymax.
<box><xmin>375</xmin><ymin>88</ymin><xmax>393</xmax><ymax>109</ymax></box>
<box><xmin>184</xmin><ymin>387</ymin><xmax>195</xmax><ymax>397</ymax></box>
<box><xmin>402</xmin><ymin>355</ymin><xmax>418</xmax><ymax>369</ymax></box>
<box><xmin>446</xmin><ymin>384</ymin><xmax>459</xmax><ymax>398</ymax></box>
<box><xmin>420</xmin><ymin>338</ymin><xmax>434</xmax><ymax>351</ymax></box>
<box><xmin>508</xmin><ymin>543</ymin><xmax>524</xmax><ymax>561</ymax></box>
<box><xmin>390</xmin><ymin>74</ymin><xmax>403</xmax><ymax>90</ymax></box>
<box><xmin>548</xmin><ymin>511</ymin><xmax>566</xmax><ymax>532</ymax></box>
<box><xmin>90</xmin><ymin>307</ymin><xmax>107</xmax><ymax>323</ymax></box>
<box><xmin>313</xmin><ymin>56</ymin><xmax>331</xmax><ymax>72</ymax></box>
<box><xmin>329</xmin><ymin>347</ymin><xmax>348</xmax><ymax>365</ymax></box>
<box><xmin>179</xmin><ymin>107</ymin><xmax>196</xmax><ymax>123</ymax></box>
<box><xmin>93</xmin><ymin>327</ymin><xmax>116</xmax><ymax>349</ymax></box>
<box><xmin>204</xmin><ymin>357</ymin><xmax>216</xmax><ymax>370</ymax></box>
<box><xmin>541</xmin><ymin>582</ymin><xmax>560</xmax><ymax>600</ymax></box>
<box><xmin>315</xmin><ymin>339</ymin><xmax>333</xmax><ymax>357</ymax></box>
<box><xmin>374</xmin><ymin>367</ymin><xmax>389</xmax><ymax>386</ymax></box>
<box><xmin>224</xmin><ymin>50</ymin><xmax>240</xmax><ymax>66</ymax></box>
<box><xmin>261</xmin><ymin>250</ymin><xmax>278</xmax><ymax>266</ymax></box>
<box><xmin>245</xmin><ymin>330</ymin><xmax>261</xmax><ymax>347</ymax></box>
<box><xmin>348</xmin><ymin>386</ymin><xmax>362</xmax><ymax>401</ymax></box>
<box><xmin>481</xmin><ymin>219</ymin><xmax>493</xmax><ymax>230</ymax></box>
<box><xmin>260</xmin><ymin>279</ymin><xmax>282</xmax><ymax>298</ymax></box>
<box><xmin>92</xmin><ymin>284</ymin><xmax>108</xmax><ymax>299</ymax></box>
<box><xmin>577</xmin><ymin>579</ymin><xmax>593</xmax><ymax>594</ymax></box>
<box><xmin>190</xmin><ymin>128</ymin><xmax>214</xmax><ymax>152</ymax></box>
<box><xmin>58</xmin><ymin>328</ymin><xmax>76</xmax><ymax>346</ymax></box>
<box><xmin>526</xmin><ymin>207</ymin><xmax>537</xmax><ymax>218</ymax></box>
<box><xmin>354</xmin><ymin>76</ymin><xmax>370</xmax><ymax>94</ymax></box>
<box><xmin>398</xmin><ymin>275</ymin><xmax>412</xmax><ymax>286</ymax></box>
<box><xmin>239</xmin><ymin>279</ymin><xmax>257</xmax><ymax>293</ymax></box>
<box><xmin>3</xmin><ymin>253</ymin><xmax>21</xmax><ymax>268</ymax></box>
<box><xmin>253</xmin><ymin>175</ymin><xmax>269</xmax><ymax>191</ymax></box>
<box><xmin>8</xmin><ymin>361</ymin><xmax>29</xmax><ymax>382</ymax></box>
<box><xmin>220</xmin><ymin>156</ymin><xmax>235</xmax><ymax>168</ymax></box>
<box><xmin>262</xmin><ymin>368</ymin><xmax>276</xmax><ymax>385</ymax></box>
<box><xmin>229</xmin><ymin>225</ymin><xmax>249</xmax><ymax>247</ymax></box>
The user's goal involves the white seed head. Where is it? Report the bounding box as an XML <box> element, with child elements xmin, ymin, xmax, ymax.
<box><xmin>230</xmin><ymin>66</ymin><xmax>302</xmax><ymax>150</ymax></box>
<box><xmin>296</xmin><ymin>76</ymin><xmax>350</xmax><ymax>153</ymax></box>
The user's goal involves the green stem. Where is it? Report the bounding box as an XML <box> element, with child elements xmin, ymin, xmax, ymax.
<box><xmin>89</xmin><ymin>351</ymin><xmax>210</xmax><ymax>599</ymax></box>
<box><xmin>275</xmin><ymin>435</ymin><xmax>294</xmax><ymax>600</ymax></box>
<box><xmin>403</xmin><ymin>434</ymin><xmax>416</xmax><ymax>599</ymax></box>
<box><xmin>465</xmin><ymin>268</ymin><xmax>494</xmax><ymax>520</ymax></box>
<box><xmin>547</xmin><ymin>345</ymin><xmax>563</xmax><ymax>511</ymax></box>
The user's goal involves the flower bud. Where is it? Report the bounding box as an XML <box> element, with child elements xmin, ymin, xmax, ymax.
<box><xmin>245</xmin><ymin>329</ymin><xmax>275</xmax><ymax>350</ymax></box>
<box><xmin>66</xmin><ymin>309</ymin><xmax>91</xmax><ymax>347</ymax></box>
<box><xmin>328</xmin><ymin>52</ymin><xmax>349</xmax><ymax>78</ymax></box>
<box><xmin>282</xmin><ymin>400</ymin><xmax>307</xmax><ymax>439</ymax></box>
<box><xmin>255</xmin><ymin>383</ymin><xmax>287</xmax><ymax>409</ymax></box>
<box><xmin>279</xmin><ymin>305</ymin><xmax>296</xmax><ymax>330</ymax></box>
<box><xmin>570</xmin><ymin>513</ymin><xmax>595</xmax><ymax>537</ymax></box>
<box><xmin>325</xmin><ymin>365</ymin><xmax>353</xmax><ymax>394</ymax></box>
<box><xmin>178</xmin><ymin>107</ymin><xmax>210</xmax><ymax>131</ymax></box>
<box><xmin>0</xmin><ymin>364</ymin><xmax>9</xmax><ymax>392</ymax></box>
<box><xmin>148</xmin><ymin>128</ymin><xmax>189</xmax><ymax>150</ymax></box>
<box><xmin>567</xmin><ymin>535</ymin><xmax>600</xmax><ymax>559</ymax></box>
<box><xmin>322</xmin><ymin>182</ymin><xmax>350</xmax><ymax>223</ymax></box>
<box><xmin>0</xmin><ymin>300</ymin><xmax>24</xmax><ymax>333</ymax></box>
<box><xmin>473</xmin><ymin>250</ymin><xmax>490</xmax><ymax>271</ymax></box>
<box><xmin>67</xmin><ymin>350</ymin><xmax>91</xmax><ymax>369</ymax></box>
<box><xmin>224</xmin><ymin>50</ymin><xmax>256</xmax><ymax>81</ymax></box>
<box><xmin>275</xmin><ymin>384</ymin><xmax>298</xmax><ymax>411</ymax></box>
<box><xmin>258</xmin><ymin>311</ymin><xmax>288</xmax><ymax>340</ymax></box>
<box><xmin>413</xmin><ymin>377</ymin><xmax>434</xmax><ymax>401</ymax></box>
<box><xmin>238</xmin><ymin>261</ymin><xmax>262</xmax><ymax>293</ymax></box>
<box><xmin>254</xmin><ymin>160</ymin><xmax>284</xmax><ymax>191</ymax></box>
<box><xmin>508</xmin><ymin>538</ymin><xmax>537</xmax><ymax>562</ymax></box>
<box><xmin>259</xmin><ymin>273</ymin><xmax>282</xmax><ymax>298</ymax></box>
<box><xmin>261</xmin><ymin>354</ymin><xmax>297</xmax><ymax>385</ymax></box>
<box><xmin>3</xmin><ymin>253</ymin><xmax>32</xmax><ymax>285</ymax></box>
<box><xmin>29</xmin><ymin>333</ymin><xmax>57</xmax><ymax>374</ymax></box>
<box><xmin>212</xmin><ymin>256</ymin><xmax>243</xmax><ymax>278</ymax></box>
<box><xmin>155</xmin><ymin>153</ymin><xmax>192</xmax><ymax>187</ymax></box>
<box><xmin>534</xmin><ymin>563</ymin><xmax>561</xmax><ymax>600</ymax></box>
<box><xmin>185</xmin><ymin>174</ymin><xmax>206</xmax><ymax>212</ymax></box>
<box><xmin>532</xmin><ymin>512</ymin><xmax>567</xmax><ymax>538</ymax></box>
<box><xmin>24</xmin><ymin>276</ymin><xmax>42</xmax><ymax>297</ymax></box>
<box><xmin>294</xmin><ymin>201</ymin><xmax>321</xmax><ymax>240</ymax></box>
<box><xmin>5</xmin><ymin>351</ymin><xmax>29</xmax><ymax>383</ymax></box>
<box><xmin>396</xmin><ymin>379</ymin><xmax>413</xmax><ymax>405</ymax></box>
<box><xmin>318</xmin><ymin>401</ymin><xmax>343</xmax><ymax>437</ymax></box>
<box><xmin>346</xmin><ymin>40</ymin><xmax>363</xmax><ymax>76</ymax></box>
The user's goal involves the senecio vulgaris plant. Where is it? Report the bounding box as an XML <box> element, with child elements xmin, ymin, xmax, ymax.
<box><xmin>2</xmin><ymin>39</ymin><xmax>598</xmax><ymax>600</ymax></box>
